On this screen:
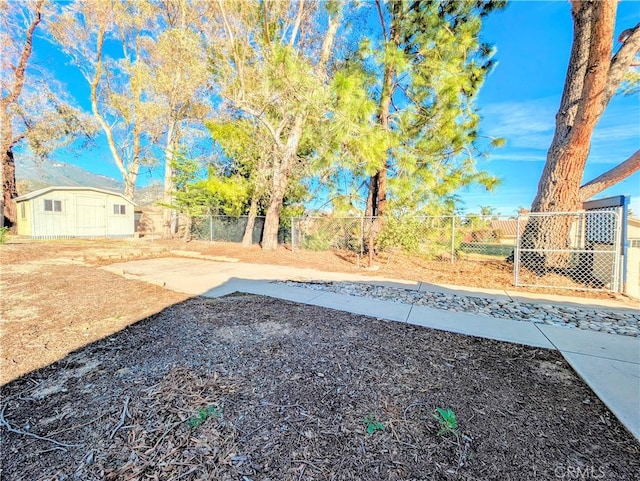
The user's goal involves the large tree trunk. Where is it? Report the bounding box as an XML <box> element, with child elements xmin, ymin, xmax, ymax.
<box><xmin>261</xmin><ymin>114</ymin><xmax>305</xmax><ymax>250</ymax></box>
<box><xmin>241</xmin><ymin>193</ymin><xmax>260</xmax><ymax>246</ymax></box>
<box><xmin>163</xmin><ymin>125</ymin><xmax>176</xmax><ymax>238</ymax></box>
<box><xmin>521</xmin><ymin>0</ymin><xmax>619</xmax><ymax>272</ymax></box>
<box><xmin>2</xmin><ymin>147</ymin><xmax>17</xmax><ymax>229</ymax></box>
<box><xmin>123</xmin><ymin>171</ymin><xmax>136</xmax><ymax>201</ymax></box>
<box><xmin>531</xmin><ymin>1</ymin><xmax>615</xmax><ymax>215</ymax></box>
<box><xmin>261</xmin><ymin>182</ymin><xmax>286</xmax><ymax>251</ymax></box>
<box><xmin>1</xmin><ymin>107</ymin><xmax>17</xmax><ymax>228</ymax></box>
<box><xmin>1</xmin><ymin>0</ymin><xmax>44</xmax><ymax>229</ymax></box>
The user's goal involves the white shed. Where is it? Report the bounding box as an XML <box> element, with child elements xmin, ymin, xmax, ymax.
<box><xmin>15</xmin><ymin>186</ymin><xmax>135</xmax><ymax>239</ymax></box>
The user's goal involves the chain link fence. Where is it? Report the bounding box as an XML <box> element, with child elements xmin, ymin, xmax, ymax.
<box><xmin>514</xmin><ymin>211</ymin><xmax>622</xmax><ymax>292</ymax></box>
<box><xmin>185</xmin><ymin>211</ymin><xmax>624</xmax><ymax>293</ymax></box>
<box><xmin>190</xmin><ymin>215</ymin><xmax>290</xmax><ymax>244</ymax></box>
<box><xmin>291</xmin><ymin>215</ymin><xmax>519</xmax><ymax>262</ymax></box>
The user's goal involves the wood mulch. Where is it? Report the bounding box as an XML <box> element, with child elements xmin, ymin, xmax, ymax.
<box><xmin>1</xmin><ymin>294</ymin><xmax>638</xmax><ymax>480</ymax></box>
<box><xmin>1</xmin><ymin>239</ymin><xmax>638</xmax><ymax>480</ymax></box>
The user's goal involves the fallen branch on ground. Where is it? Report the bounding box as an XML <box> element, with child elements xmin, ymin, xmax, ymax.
<box><xmin>0</xmin><ymin>405</ymin><xmax>80</xmax><ymax>449</ymax></box>
<box><xmin>109</xmin><ymin>396</ymin><xmax>131</xmax><ymax>440</ymax></box>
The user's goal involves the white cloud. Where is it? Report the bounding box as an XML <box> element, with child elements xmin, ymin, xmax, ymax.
<box><xmin>592</xmin><ymin>125</ymin><xmax>639</xmax><ymax>143</ymax></box>
<box><xmin>486</xmin><ymin>153</ymin><xmax>547</xmax><ymax>162</ymax></box>
<box><xmin>481</xmin><ymin>96</ymin><xmax>639</xmax><ymax>164</ymax></box>
<box><xmin>481</xmin><ymin>97</ymin><xmax>557</xmax><ymax>150</ymax></box>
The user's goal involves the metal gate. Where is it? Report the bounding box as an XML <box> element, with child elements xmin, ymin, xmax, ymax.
<box><xmin>514</xmin><ymin>210</ymin><xmax>622</xmax><ymax>292</ymax></box>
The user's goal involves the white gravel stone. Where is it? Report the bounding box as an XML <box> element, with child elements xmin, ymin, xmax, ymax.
<box><xmin>278</xmin><ymin>280</ymin><xmax>639</xmax><ymax>338</ymax></box>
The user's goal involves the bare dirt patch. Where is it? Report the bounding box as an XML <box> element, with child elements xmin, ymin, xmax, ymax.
<box><xmin>1</xmin><ymin>294</ymin><xmax>638</xmax><ymax>481</ymax></box>
<box><xmin>0</xmin><ymin>239</ymin><xmax>187</xmax><ymax>384</ymax></box>
<box><xmin>0</xmin><ymin>238</ymin><xmax>634</xmax><ymax>385</ymax></box>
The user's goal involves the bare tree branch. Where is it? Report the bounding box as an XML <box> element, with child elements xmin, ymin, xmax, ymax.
<box><xmin>600</xmin><ymin>22</ymin><xmax>640</xmax><ymax>116</ymax></box>
<box><xmin>579</xmin><ymin>149</ymin><xmax>640</xmax><ymax>201</ymax></box>
<box><xmin>288</xmin><ymin>0</ymin><xmax>305</xmax><ymax>47</ymax></box>
<box><xmin>3</xmin><ymin>0</ymin><xmax>43</xmax><ymax>107</ymax></box>
<box><xmin>375</xmin><ymin>0</ymin><xmax>388</xmax><ymax>42</ymax></box>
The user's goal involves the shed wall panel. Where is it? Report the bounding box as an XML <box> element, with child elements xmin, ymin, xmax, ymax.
<box><xmin>76</xmin><ymin>195</ymin><xmax>107</xmax><ymax>236</ymax></box>
<box><xmin>18</xmin><ymin>188</ymin><xmax>135</xmax><ymax>239</ymax></box>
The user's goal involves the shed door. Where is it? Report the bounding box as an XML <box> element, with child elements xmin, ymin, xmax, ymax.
<box><xmin>76</xmin><ymin>196</ymin><xmax>107</xmax><ymax>236</ymax></box>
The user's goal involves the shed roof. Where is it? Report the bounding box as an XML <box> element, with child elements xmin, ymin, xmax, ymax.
<box><xmin>15</xmin><ymin>186</ymin><xmax>134</xmax><ymax>204</ymax></box>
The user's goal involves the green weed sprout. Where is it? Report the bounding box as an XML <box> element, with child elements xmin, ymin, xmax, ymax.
<box><xmin>362</xmin><ymin>415</ymin><xmax>385</xmax><ymax>434</ymax></box>
<box><xmin>187</xmin><ymin>405</ymin><xmax>222</xmax><ymax>430</ymax></box>
<box><xmin>433</xmin><ymin>407</ymin><xmax>459</xmax><ymax>436</ymax></box>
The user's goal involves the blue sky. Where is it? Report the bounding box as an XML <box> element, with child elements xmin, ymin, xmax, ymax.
<box><xmin>29</xmin><ymin>1</ymin><xmax>640</xmax><ymax>215</ymax></box>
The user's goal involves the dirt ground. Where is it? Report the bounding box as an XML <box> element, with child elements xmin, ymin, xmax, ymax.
<box><xmin>0</xmin><ymin>237</ymin><xmax>634</xmax><ymax>385</ymax></box>
<box><xmin>1</xmin><ymin>238</ymin><xmax>639</xmax><ymax>480</ymax></box>
<box><xmin>2</xmin><ymin>294</ymin><xmax>639</xmax><ymax>480</ymax></box>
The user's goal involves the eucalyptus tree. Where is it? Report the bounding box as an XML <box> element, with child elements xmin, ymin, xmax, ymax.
<box><xmin>150</xmin><ymin>0</ymin><xmax>212</xmax><ymax>236</ymax></box>
<box><xmin>1</xmin><ymin>0</ymin><xmax>89</xmax><ymax>227</ymax></box>
<box><xmin>206</xmin><ymin>0</ymin><xmax>341</xmax><ymax>250</ymax></box>
<box><xmin>49</xmin><ymin>0</ymin><xmax>163</xmax><ymax>200</ymax></box>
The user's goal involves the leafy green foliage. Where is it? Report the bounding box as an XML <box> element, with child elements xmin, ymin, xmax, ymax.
<box><xmin>187</xmin><ymin>405</ymin><xmax>222</xmax><ymax>430</ymax></box>
<box><xmin>0</xmin><ymin>227</ymin><xmax>10</xmax><ymax>244</ymax></box>
<box><xmin>375</xmin><ymin>216</ymin><xmax>457</xmax><ymax>260</ymax></box>
<box><xmin>362</xmin><ymin>415</ymin><xmax>385</xmax><ymax>434</ymax></box>
<box><xmin>167</xmin><ymin>153</ymin><xmax>250</xmax><ymax>218</ymax></box>
<box><xmin>433</xmin><ymin>407</ymin><xmax>459</xmax><ymax>436</ymax></box>
<box><xmin>355</xmin><ymin>0</ymin><xmax>506</xmax><ymax>216</ymax></box>
<box><xmin>376</xmin><ymin>217</ymin><xmax>421</xmax><ymax>254</ymax></box>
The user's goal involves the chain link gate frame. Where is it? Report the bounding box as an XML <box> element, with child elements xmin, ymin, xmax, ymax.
<box><xmin>514</xmin><ymin>210</ymin><xmax>622</xmax><ymax>292</ymax></box>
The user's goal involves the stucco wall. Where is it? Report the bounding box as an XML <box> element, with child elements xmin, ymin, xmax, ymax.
<box><xmin>627</xmin><ymin>218</ymin><xmax>640</xmax><ymax>239</ymax></box>
<box><xmin>626</xmin><ymin>247</ymin><xmax>640</xmax><ymax>300</ymax></box>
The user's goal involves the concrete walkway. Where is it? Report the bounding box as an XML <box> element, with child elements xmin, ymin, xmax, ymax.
<box><xmin>103</xmin><ymin>257</ymin><xmax>640</xmax><ymax>441</ymax></box>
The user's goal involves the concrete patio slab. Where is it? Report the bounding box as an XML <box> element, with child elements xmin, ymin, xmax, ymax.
<box><xmin>407</xmin><ymin>305</ymin><xmax>554</xmax><ymax>349</ymax></box>
<box><xmin>560</xmin><ymin>351</ymin><xmax>640</xmax><ymax>440</ymax></box>
<box><xmin>538</xmin><ymin>325</ymin><xmax>640</xmax><ymax>364</ymax></box>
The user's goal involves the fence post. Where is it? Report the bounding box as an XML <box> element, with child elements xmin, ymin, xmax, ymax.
<box><xmin>514</xmin><ymin>215</ymin><xmax>521</xmax><ymax>286</ymax></box>
<box><xmin>360</xmin><ymin>217</ymin><xmax>365</xmax><ymax>267</ymax></box>
<box><xmin>291</xmin><ymin>217</ymin><xmax>296</xmax><ymax>252</ymax></box>
<box><xmin>209</xmin><ymin>215</ymin><xmax>213</xmax><ymax>242</ymax></box>
<box><xmin>612</xmin><ymin>210</ymin><xmax>622</xmax><ymax>293</ymax></box>
<box><xmin>450</xmin><ymin>215</ymin><xmax>455</xmax><ymax>264</ymax></box>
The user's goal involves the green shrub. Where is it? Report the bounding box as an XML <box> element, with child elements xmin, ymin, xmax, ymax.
<box><xmin>302</xmin><ymin>230</ymin><xmax>334</xmax><ymax>251</ymax></box>
<box><xmin>376</xmin><ymin>217</ymin><xmax>421</xmax><ymax>253</ymax></box>
<box><xmin>0</xmin><ymin>227</ymin><xmax>9</xmax><ymax>244</ymax></box>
